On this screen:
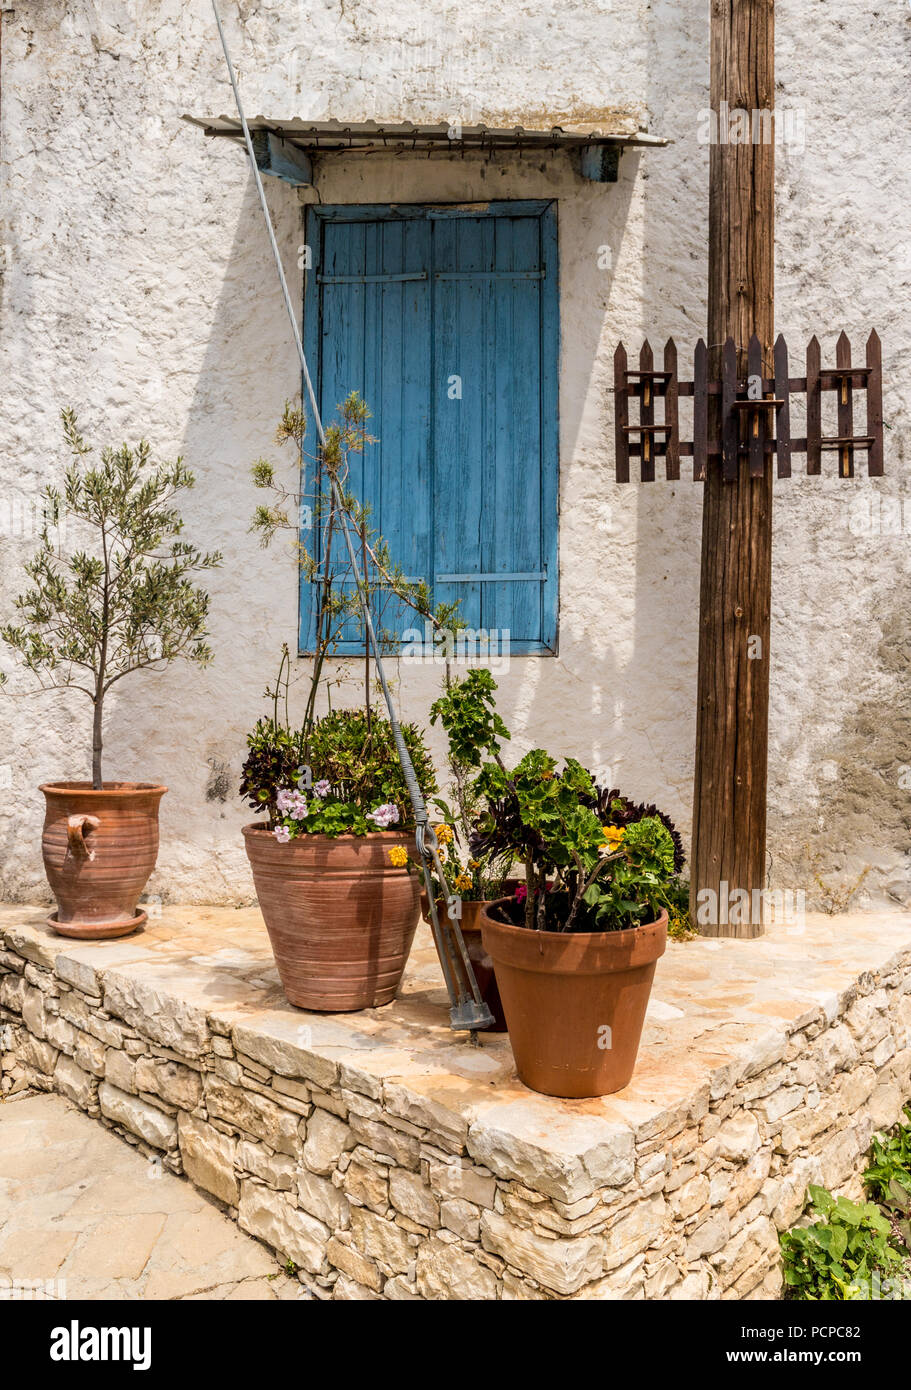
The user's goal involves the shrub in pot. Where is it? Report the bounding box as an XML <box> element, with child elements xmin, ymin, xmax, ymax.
<box><xmin>242</xmin><ymin>394</ymin><xmax>460</xmax><ymax>1012</ymax></box>
<box><xmin>432</xmin><ymin>671</ymin><xmax>687</xmax><ymax>1097</ymax></box>
<box><xmin>0</xmin><ymin>410</ymin><xmax>220</xmax><ymax>937</ymax></box>
<box><xmin>240</xmin><ymin>700</ymin><xmax>437</xmax><ymax>1011</ymax></box>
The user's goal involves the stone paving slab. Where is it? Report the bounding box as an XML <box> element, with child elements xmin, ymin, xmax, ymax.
<box><xmin>2</xmin><ymin>903</ymin><xmax>910</xmax><ymax>1169</ymax></box>
<box><xmin>0</xmin><ymin>1093</ymin><xmax>305</xmax><ymax>1300</ymax></box>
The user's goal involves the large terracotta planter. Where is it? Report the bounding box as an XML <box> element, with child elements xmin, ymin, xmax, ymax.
<box><xmin>243</xmin><ymin>826</ymin><xmax>421</xmax><ymax>1012</ymax></box>
<box><xmin>40</xmin><ymin>782</ymin><xmax>166</xmax><ymax>940</ymax></box>
<box><xmin>480</xmin><ymin>904</ymin><xmax>668</xmax><ymax>1098</ymax></box>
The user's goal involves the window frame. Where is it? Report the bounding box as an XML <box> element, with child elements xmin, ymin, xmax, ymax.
<box><xmin>299</xmin><ymin>199</ymin><xmax>560</xmax><ymax>657</ymax></box>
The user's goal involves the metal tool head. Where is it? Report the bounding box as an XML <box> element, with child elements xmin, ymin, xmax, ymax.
<box><xmin>450</xmin><ymin>999</ymin><xmax>495</xmax><ymax>1031</ymax></box>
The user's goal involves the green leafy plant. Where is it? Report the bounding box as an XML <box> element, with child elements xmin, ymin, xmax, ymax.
<box><xmin>240</xmin><ymin>652</ymin><xmax>436</xmax><ymax>840</ymax></box>
<box><xmin>0</xmin><ymin>409</ymin><xmax>221</xmax><ymax>787</ymax></box>
<box><xmin>426</xmin><ymin>669</ymin><xmax>515</xmax><ymax>901</ymax></box>
<box><xmin>780</xmin><ymin>1184</ymin><xmax>905</xmax><ymax>1300</ymax></box>
<box><xmin>430</xmin><ymin>668</ymin><xmax>510</xmax><ymax>768</ymax></box>
<box><xmin>864</xmin><ymin>1105</ymin><xmax>911</xmax><ymax>1248</ymax></box>
<box><xmin>430</xmin><ymin>670</ymin><xmax>684</xmax><ymax>934</ymax></box>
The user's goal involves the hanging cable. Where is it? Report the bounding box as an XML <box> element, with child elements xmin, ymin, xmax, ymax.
<box><xmin>210</xmin><ymin>1</ymin><xmax>492</xmax><ymax>1032</ymax></box>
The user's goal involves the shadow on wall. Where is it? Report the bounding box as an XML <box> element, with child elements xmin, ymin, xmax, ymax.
<box><xmin>508</xmin><ymin>0</ymin><xmax>707</xmax><ymax>846</ymax></box>
<box><xmin>95</xmin><ymin>166</ymin><xmax>304</xmax><ymax>907</ymax></box>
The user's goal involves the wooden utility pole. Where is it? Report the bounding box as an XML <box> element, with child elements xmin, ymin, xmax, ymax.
<box><xmin>691</xmin><ymin>0</ymin><xmax>775</xmax><ymax>937</ymax></box>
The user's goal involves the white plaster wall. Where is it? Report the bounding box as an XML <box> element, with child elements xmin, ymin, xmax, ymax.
<box><xmin>0</xmin><ymin>0</ymin><xmax>908</xmax><ymax>910</ymax></box>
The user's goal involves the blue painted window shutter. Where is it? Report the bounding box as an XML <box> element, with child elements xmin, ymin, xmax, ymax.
<box><xmin>301</xmin><ymin>202</ymin><xmax>559</xmax><ymax>656</ymax></box>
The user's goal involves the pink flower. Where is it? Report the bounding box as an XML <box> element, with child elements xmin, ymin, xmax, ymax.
<box><xmin>288</xmin><ymin>796</ymin><xmax>308</xmax><ymax>820</ymax></box>
<box><xmin>515</xmin><ymin>884</ymin><xmax>527</xmax><ymax>904</ymax></box>
<box><xmin>275</xmin><ymin>788</ymin><xmax>295</xmax><ymax>814</ymax></box>
<box><xmin>314</xmin><ymin>779</ymin><xmax>331</xmax><ymax>797</ymax></box>
<box><xmin>273</xmin><ymin>825</ymin><xmax>291</xmax><ymax>843</ymax></box>
<box><xmin>367</xmin><ymin>802</ymin><xmax>400</xmax><ymax>829</ymax></box>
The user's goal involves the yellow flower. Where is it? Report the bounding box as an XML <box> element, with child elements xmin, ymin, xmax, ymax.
<box><xmin>388</xmin><ymin>846</ymin><xmax>409</xmax><ymax>868</ymax></box>
<box><xmin>434</xmin><ymin>823</ymin><xmax>454</xmax><ymax>845</ymax></box>
<box><xmin>467</xmin><ymin>859</ymin><xmax>480</xmax><ymax>871</ymax></box>
<box><xmin>602</xmin><ymin>825</ymin><xmax>626</xmax><ymax>852</ymax></box>
<box><xmin>454</xmin><ymin>873</ymin><xmax>474</xmax><ymax>893</ymax></box>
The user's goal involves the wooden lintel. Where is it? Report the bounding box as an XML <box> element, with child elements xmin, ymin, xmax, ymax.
<box><xmin>252</xmin><ymin>130</ymin><xmax>313</xmax><ymax>187</ymax></box>
<box><xmin>579</xmin><ymin>144</ymin><xmax>621</xmax><ymax>182</ymax></box>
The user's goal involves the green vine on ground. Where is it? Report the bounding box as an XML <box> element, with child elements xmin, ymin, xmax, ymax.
<box><xmin>781</xmin><ymin>1108</ymin><xmax>911</xmax><ymax>1300</ymax></box>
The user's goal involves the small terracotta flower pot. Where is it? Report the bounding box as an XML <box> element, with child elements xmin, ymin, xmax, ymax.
<box><xmin>243</xmin><ymin>826</ymin><xmax>421</xmax><ymax>1012</ymax></box>
<box><xmin>40</xmin><ymin>782</ymin><xmax>167</xmax><ymax>939</ymax></box>
<box><xmin>480</xmin><ymin>904</ymin><xmax>668</xmax><ymax>1097</ymax></box>
<box><xmin>420</xmin><ymin>892</ymin><xmax>509</xmax><ymax>1032</ymax></box>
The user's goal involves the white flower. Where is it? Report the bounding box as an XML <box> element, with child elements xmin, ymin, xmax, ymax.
<box><xmin>314</xmin><ymin>779</ymin><xmax>331</xmax><ymax>797</ymax></box>
<box><xmin>367</xmin><ymin>802</ymin><xmax>400</xmax><ymax>829</ymax></box>
<box><xmin>273</xmin><ymin>824</ymin><xmax>291</xmax><ymax>843</ymax></box>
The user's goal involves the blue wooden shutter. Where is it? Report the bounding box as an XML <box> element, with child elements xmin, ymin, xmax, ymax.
<box><xmin>301</xmin><ymin>214</ymin><xmax>432</xmax><ymax>654</ymax></box>
<box><xmin>301</xmin><ymin>203</ymin><xmax>558</xmax><ymax>656</ymax></box>
<box><xmin>432</xmin><ymin>209</ymin><xmax>557</xmax><ymax>652</ymax></box>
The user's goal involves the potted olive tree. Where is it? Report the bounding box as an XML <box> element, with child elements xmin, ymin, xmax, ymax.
<box><xmin>431</xmin><ymin>671</ymin><xmax>688</xmax><ymax>1097</ymax></box>
<box><xmin>1</xmin><ymin>410</ymin><xmax>220</xmax><ymax>939</ymax></box>
<box><xmin>241</xmin><ymin>393</ymin><xmax>459</xmax><ymax>1011</ymax></box>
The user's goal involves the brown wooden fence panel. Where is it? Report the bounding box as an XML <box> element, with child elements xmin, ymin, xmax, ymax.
<box><xmin>614</xmin><ymin>341</ymin><xmax>629</xmax><ymax>483</ymax></box>
<box><xmin>693</xmin><ymin>338</ymin><xmax>708</xmax><ymax>481</ymax></box>
<box><xmin>722</xmin><ymin>337</ymin><xmax>738</xmax><ymax>481</ymax></box>
<box><xmin>866</xmin><ymin>329</ymin><xmax>883</xmax><ymax>477</ymax></box>
<box><xmin>774</xmin><ymin>334</ymin><xmax>791</xmax><ymax>478</ymax></box>
<box><xmin>639</xmin><ymin>339</ymin><xmax>655</xmax><ymax>481</ymax></box>
<box><xmin>836</xmin><ymin>331</ymin><xmax>854</xmax><ymax>478</ymax></box>
<box><xmin>611</xmin><ymin>330</ymin><xmax>882</xmax><ymax>483</ymax></box>
<box><xmin>664</xmin><ymin>337</ymin><xmax>680</xmax><ymax>480</ymax></box>
<box><xmin>747</xmin><ymin>334</ymin><xmax>765</xmax><ymax>478</ymax></box>
<box><xmin>806</xmin><ymin>335</ymin><xmax>821</xmax><ymax>475</ymax></box>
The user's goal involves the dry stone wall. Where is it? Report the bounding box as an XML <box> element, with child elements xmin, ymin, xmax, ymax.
<box><xmin>2</xmin><ymin>919</ymin><xmax>909</xmax><ymax>1300</ymax></box>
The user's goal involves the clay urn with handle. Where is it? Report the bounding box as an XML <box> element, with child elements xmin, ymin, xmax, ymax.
<box><xmin>40</xmin><ymin>782</ymin><xmax>167</xmax><ymax>939</ymax></box>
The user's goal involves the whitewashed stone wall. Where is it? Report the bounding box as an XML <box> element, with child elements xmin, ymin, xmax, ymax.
<box><xmin>0</xmin><ymin>1</ymin><xmax>909</xmax><ymax>908</ymax></box>
<box><xmin>3</xmin><ymin>917</ymin><xmax>910</xmax><ymax>1300</ymax></box>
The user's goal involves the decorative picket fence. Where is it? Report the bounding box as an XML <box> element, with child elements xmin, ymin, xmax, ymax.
<box><xmin>613</xmin><ymin>331</ymin><xmax>883</xmax><ymax>483</ymax></box>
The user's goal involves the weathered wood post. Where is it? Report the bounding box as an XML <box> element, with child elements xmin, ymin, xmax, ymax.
<box><xmin>690</xmin><ymin>0</ymin><xmax>775</xmax><ymax>936</ymax></box>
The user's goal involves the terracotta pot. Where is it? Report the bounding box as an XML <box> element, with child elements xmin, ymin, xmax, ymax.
<box><xmin>243</xmin><ymin>826</ymin><xmax>421</xmax><ymax>1012</ymax></box>
<box><xmin>420</xmin><ymin>892</ymin><xmax>509</xmax><ymax>1032</ymax></box>
<box><xmin>480</xmin><ymin>904</ymin><xmax>668</xmax><ymax>1098</ymax></box>
<box><xmin>40</xmin><ymin>782</ymin><xmax>167</xmax><ymax>940</ymax></box>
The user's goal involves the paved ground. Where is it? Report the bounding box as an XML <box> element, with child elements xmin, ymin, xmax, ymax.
<box><xmin>0</xmin><ymin>1093</ymin><xmax>305</xmax><ymax>1300</ymax></box>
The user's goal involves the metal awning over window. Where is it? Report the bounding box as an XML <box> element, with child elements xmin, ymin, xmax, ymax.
<box><xmin>183</xmin><ymin>115</ymin><xmax>668</xmax><ymax>185</ymax></box>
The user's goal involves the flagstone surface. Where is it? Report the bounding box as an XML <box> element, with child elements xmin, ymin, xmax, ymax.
<box><xmin>0</xmin><ymin>1092</ymin><xmax>304</xmax><ymax>1300</ymax></box>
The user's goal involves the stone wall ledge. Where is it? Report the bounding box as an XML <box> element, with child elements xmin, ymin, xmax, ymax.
<box><xmin>2</xmin><ymin>903</ymin><xmax>909</xmax><ymax>1300</ymax></box>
